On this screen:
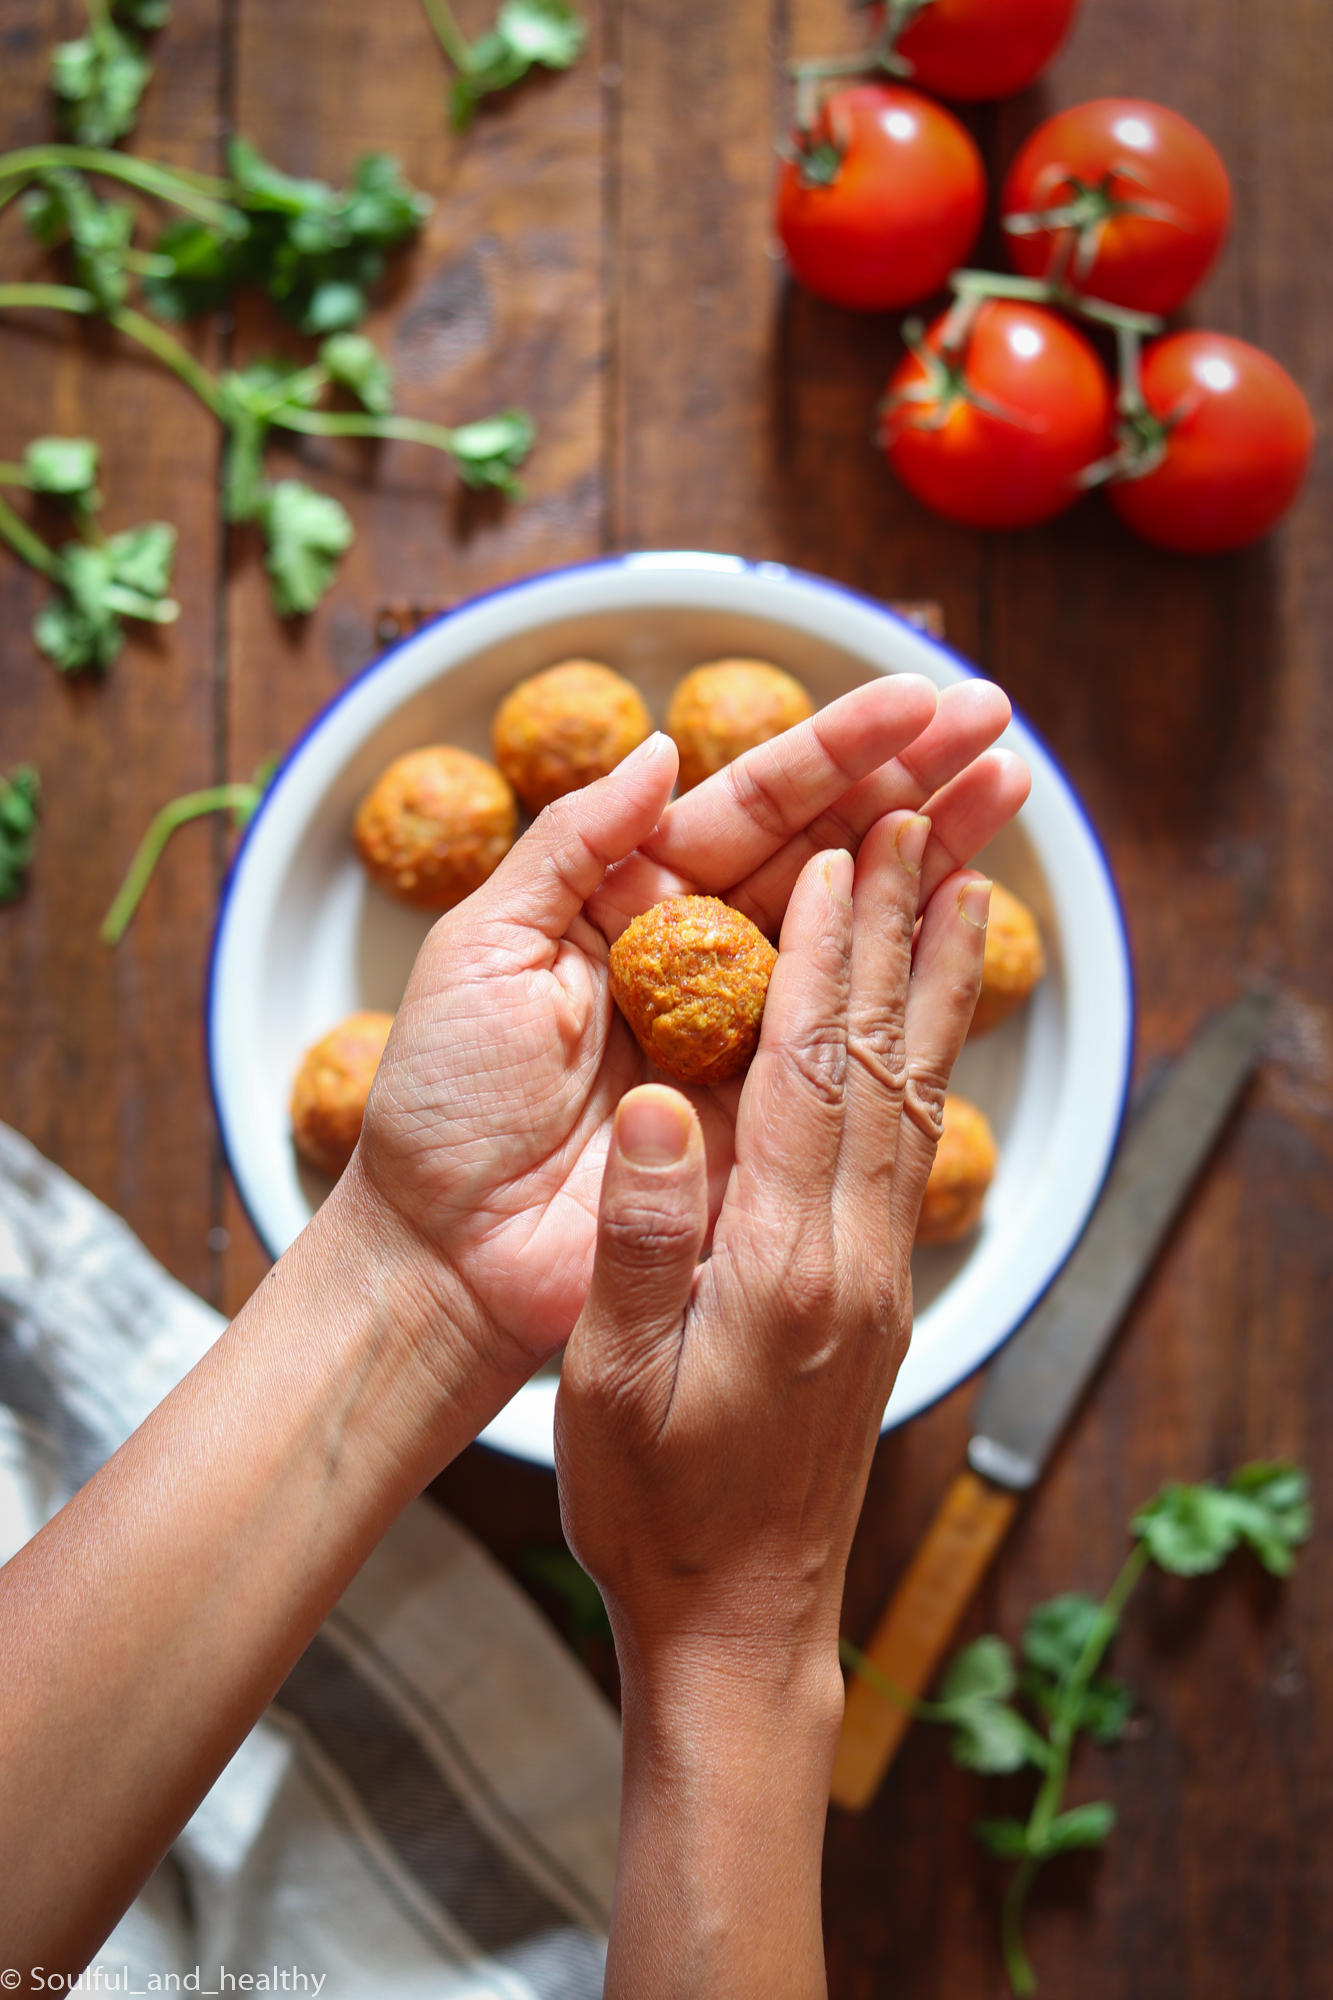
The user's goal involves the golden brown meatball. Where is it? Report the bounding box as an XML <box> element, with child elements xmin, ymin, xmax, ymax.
<box><xmin>492</xmin><ymin>660</ymin><xmax>653</xmax><ymax>815</ymax></box>
<box><xmin>291</xmin><ymin>1010</ymin><xmax>393</xmax><ymax>1180</ymax></box>
<box><xmin>609</xmin><ymin>895</ymin><xmax>778</xmax><ymax>1087</ymax></box>
<box><xmin>353</xmin><ymin>746</ymin><xmax>516</xmax><ymax>909</ymax></box>
<box><xmin>666</xmin><ymin>659</ymin><xmax>816</xmax><ymax>794</ymax></box>
<box><xmin>915</xmin><ymin>1093</ymin><xmax>997</xmax><ymax>1246</ymax></box>
<box><xmin>969</xmin><ymin>882</ymin><xmax>1047</xmax><ymax>1037</ymax></box>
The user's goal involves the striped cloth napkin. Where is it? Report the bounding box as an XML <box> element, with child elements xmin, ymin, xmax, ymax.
<box><xmin>0</xmin><ymin>1121</ymin><xmax>620</xmax><ymax>1998</ymax></box>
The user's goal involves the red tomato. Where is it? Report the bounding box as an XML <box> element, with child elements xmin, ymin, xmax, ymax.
<box><xmin>881</xmin><ymin>298</ymin><xmax>1113</xmax><ymax>529</ymax></box>
<box><xmin>1002</xmin><ymin>99</ymin><xmax>1230</xmax><ymax>315</ymax></box>
<box><xmin>1108</xmin><ymin>333</ymin><xmax>1313</xmax><ymax>553</ymax></box>
<box><xmin>891</xmin><ymin>0</ymin><xmax>1079</xmax><ymax>103</ymax></box>
<box><xmin>777</xmin><ymin>84</ymin><xmax>986</xmax><ymax>312</ymax></box>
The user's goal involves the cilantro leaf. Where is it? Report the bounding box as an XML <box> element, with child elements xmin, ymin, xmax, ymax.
<box><xmin>1036</xmin><ymin>1801</ymin><xmax>1116</xmax><ymax>1855</ymax></box>
<box><xmin>320</xmin><ymin>332</ymin><xmax>395</xmax><ymax>414</ymax></box>
<box><xmin>21</xmin><ymin>169</ymin><xmax>136</xmax><ymax>312</ymax></box>
<box><xmin>142</xmin><ymin>215</ymin><xmax>251</xmax><ymax>321</ymax></box>
<box><xmin>1021</xmin><ymin>1593</ymin><xmax>1102</xmax><ymax>1682</ymax></box>
<box><xmin>106</xmin><ymin>521</ymin><xmax>177</xmax><ymax>604</ymax></box>
<box><xmin>51</xmin><ymin>19</ymin><xmax>151</xmax><ymax>148</ymax></box>
<box><xmin>448</xmin><ymin>409</ymin><xmax>535</xmax><ymax>493</ymax></box>
<box><xmin>1222</xmin><ymin>1463</ymin><xmax>1313</xmax><ymax>1576</ymax></box>
<box><xmin>257</xmin><ymin>479</ymin><xmax>354</xmax><ymax>616</ymax></box>
<box><xmin>0</xmin><ymin>766</ymin><xmax>41</xmax><ymax>906</ymax></box>
<box><xmin>975</xmin><ymin>1817</ymin><xmax>1032</xmax><ymax>1860</ymax></box>
<box><xmin>1132</xmin><ymin>1464</ymin><xmax>1311</xmax><ymax>1578</ymax></box>
<box><xmin>148</xmin><ymin>144</ymin><xmax>429</xmax><ymax>334</ymax></box>
<box><xmin>1021</xmin><ymin>1661</ymin><xmax>1135</xmax><ymax>1746</ymax></box>
<box><xmin>935</xmin><ymin>1636</ymin><xmax>1049</xmax><ymax>1775</ymax></box>
<box><xmin>34</xmin><ymin>524</ymin><xmax>179</xmax><ymax>674</ymax></box>
<box><xmin>113</xmin><ymin>0</ymin><xmax>172</xmax><ymax>25</ymax></box>
<box><xmin>25</xmin><ymin>436</ymin><xmax>101</xmax><ymax>503</ymax></box>
<box><xmin>451</xmin><ymin>0</ymin><xmax>587</xmax><ymax>128</ymax></box>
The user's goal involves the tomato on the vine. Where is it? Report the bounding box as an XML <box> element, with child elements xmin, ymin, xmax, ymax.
<box><xmin>881</xmin><ymin>298</ymin><xmax>1113</xmax><ymax>529</ymax></box>
<box><xmin>1001</xmin><ymin>99</ymin><xmax>1230</xmax><ymax>316</ymax></box>
<box><xmin>885</xmin><ymin>0</ymin><xmax>1079</xmax><ymax>103</ymax></box>
<box><xmin>1107</xmin><ymin>333</ymin><xmax>1313</xmax><ymax>553</ymax></box>
<box><xmin>777</xmin><ymin>84</ymin><xmax>986</xmax><ymax>313</ymax></box>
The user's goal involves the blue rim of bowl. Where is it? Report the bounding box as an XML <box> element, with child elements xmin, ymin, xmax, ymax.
<box><xmin>206</xmin><ymin>551</ymin><xmax>1135</xmax><ymax>1419</ymax></box>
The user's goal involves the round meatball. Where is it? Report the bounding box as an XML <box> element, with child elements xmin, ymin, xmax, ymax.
<box><xmin>969</xmin><ymin>882</ymin><xmax>1047</xmax><ymax>1037</ymax></box>
<box><xmin>916</xmin><ymin>1094</ymin><xmax>997</xmax><ymax>1246</ymax></box>
<box><xmin>353</xmin><ymin>746</ymin><xmax>516</xmax><ymax>909</ymax></box>
<box><xmin>493</xmin><ymin>660</ymin><xmax>653</xmax><ymax>815</ymax></box>
<box><xmin>291</xmin><ymin>1010</ymin><xmax>393</xmax><ymax>1180</ymax></box>
<box><xmin>666</xmin><ymin>659</ymin><xmax>815</xmax><ymax>794</ymax></box>
<box><xmin>609</xmin><ymin>895</ymin><xmax>778</xmax><ymax>1087</ymax></box>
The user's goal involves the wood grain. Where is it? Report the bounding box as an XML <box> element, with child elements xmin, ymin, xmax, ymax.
<box><xmin>2</xmin><ymin>0</ymin><xmax>1331</xmax><ymax>1989</ymax></box>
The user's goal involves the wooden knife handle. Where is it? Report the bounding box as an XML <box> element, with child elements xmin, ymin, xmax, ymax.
<box><xmin>830</xmin><ymin>1470</ymin><xmax>1020</xmax><ymax>1812</ymax></box>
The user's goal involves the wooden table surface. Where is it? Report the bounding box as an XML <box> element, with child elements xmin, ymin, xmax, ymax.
<box><xmin>3</xmin><ymin>0</ymin><xmax>1330</xmax><ymax>1991</ymax></box>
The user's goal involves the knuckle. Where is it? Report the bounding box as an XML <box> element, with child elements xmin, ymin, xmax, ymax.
<box><xmin>724</xmin><ymin>748</ymin><xmax>799</xmax><ymax>840</ymax></box>
<box><xmin>776</xmin><ymin>1025</ymin><xmax>848</xmax><ymax>1109</ymax></box>
<box><xmin>902</xmin><ymin>1061</ymin><xmax>950</xmax><ymax>1145</ymax></box>
<box><xmin>847</xmin><ymin>1011</ymin><xmax>908</xmax><ymax>1098</ymax></box>
<box><xmin>600</xmin><ymin>1193</ymin><xmax>701</xmax><ymax>1266</ymax></box>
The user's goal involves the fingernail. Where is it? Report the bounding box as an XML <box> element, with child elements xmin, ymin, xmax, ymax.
<box><xmin>959</xmin><ymin>878</ymin><xmax>992</xmax><ymax>929</ymax></box>
<box><xmin>618</xmin><ymin>730</ymin><xmax>667</xmax><ymax>773</ymax></box>
<box><xmin>824</xmin><ymin>848</ymin><xmax>854</xmax><ymax>906</ymax></box>
<box><xmin>617</xmin><ymin>1089</ymin><xmax>692</xmax><ymax>1166</ymax></box>
<box><xmin>895</xmin><ymin>814</ymin><xmax>931</xmax><ymax>876</ymax></box>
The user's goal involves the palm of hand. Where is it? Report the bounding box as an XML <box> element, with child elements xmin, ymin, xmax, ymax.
<box><xmin>370</xmin><ymin>878</ymin><xmax>743</xmax><ymax>1364</ymax></box>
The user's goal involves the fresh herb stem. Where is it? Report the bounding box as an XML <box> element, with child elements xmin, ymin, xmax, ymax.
<box><xmin>275</xmin><ymin>405</ymin><xmax>468</xmax><ymax>453</ymax></box>
<box><xmin>1001</xmin><ymin>1859</ymin><xmax>1040</xmax><ymax>1997</ymax></box>
<box><xmin>86</xmin><ymin>0</ymin><xmax>112</xmax><ymax>33</ymax></box>
<box><xmin>995</xmin><ymin>1540</ymin><xmax>1150</xmax><ymax>1992</ymax></box>
<box><xmin>100</xmin><ymin>782</ymin><xmax>261</xmax><ymax>945</ymax></box>
<box><xmin>0</xmin><ymin>280</ymin><xmax>98</xmax><ymax>316</ymax></box>
<box><xmin>419</xmin><ymin>0</ymin><xmax>478</xmax><ymax>73</ymax></box>
<box><xmin>0</xmin><ymin>491</ymin><xmax>62</xmax><ymax>578</ymax></box>
<box><xmin>109</xmin><ymin>303</ymin><xmax>230</xmax><ymax>418</ymax></box>
<box><xmin>0</xmin><ymin>145</ymin><xmax>235</xmax><ymax>226</ymax></box>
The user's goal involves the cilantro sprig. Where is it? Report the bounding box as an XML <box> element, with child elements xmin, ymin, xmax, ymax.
<box><xmin>421</xmin><ymin>0</ymin><xmax>586</xmax><ymax>130</ymax></box>
<box><xmin>0</xmin><ymin>767</ymin><xmax>41</xmax><ymax>906</ymax></box>
<box><xmin>843</xmin><ymin>1461</ymin><xmax>1311</xmax><ymax>1995</ymax></box>
<box><xmin>0</xmin><ymin>437</ymin><xmax>178</xmax><ymax>673</ymax></box>
<box><xmin>51</xmin><ymin>0</ymin><xmax>172</xmax><ymax>149</ymax></box>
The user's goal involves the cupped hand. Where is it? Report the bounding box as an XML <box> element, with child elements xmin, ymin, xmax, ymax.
<box><xmin>554</xmin><ymin>825</ymin><xmax>994</xmax><ymax>1676</ymax></box>
<box><xmin>355</xmin><ymin>672</ymin><xmax>1028</xmax><ymax>1372</ymax></box>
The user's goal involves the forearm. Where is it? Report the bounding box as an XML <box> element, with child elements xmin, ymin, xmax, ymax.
<box><xmin>0</xmin><ymin>1162</ymin><xmax>524</xmax><ymax>1968</ymax></box>
<box><xmin>608</xmin><ymin>1638</ymin><xmax>844</xmax><ymax>1998</ymax></box>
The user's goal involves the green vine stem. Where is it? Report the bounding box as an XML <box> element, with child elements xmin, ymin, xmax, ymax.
<box><xmin>100</xmin><ymin>779</ymin><xmax>265</xmax><ymax>946</ymax></box>
<box><xmin>0</xmin><ymin>144</ymin><xmax>236</xmax><ymax>228</ymax></box>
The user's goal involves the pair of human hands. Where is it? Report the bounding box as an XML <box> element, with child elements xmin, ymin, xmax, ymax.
<box><xmin>356</xmin><ymin>670</ymin><xmax>1027</xmax><ymax>1668</ymax></box>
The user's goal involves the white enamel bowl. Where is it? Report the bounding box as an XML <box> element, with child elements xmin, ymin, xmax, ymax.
<box><xmin>209</xmin><ymin>553</ymin><xmax>1133</xmax><ymax>1465</ymax></box>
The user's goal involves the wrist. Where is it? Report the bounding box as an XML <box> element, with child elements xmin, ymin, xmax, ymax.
<box><xmin>253</xmin><ymin>1156</ymin><xmax>529</xmax><ymax>1512</ymax></box>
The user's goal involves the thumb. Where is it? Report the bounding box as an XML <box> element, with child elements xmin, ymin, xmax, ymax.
<box><xmin>560</xmin><ymin>1085</ymin><xmax>708</xmax><ymax>1435</ymax></box>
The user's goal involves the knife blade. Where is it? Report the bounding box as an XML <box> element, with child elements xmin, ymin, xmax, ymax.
<box><xmin>830</xmin><ymin>990</ymin><xmax>1273</xmax><ymax>1812</ymax></box>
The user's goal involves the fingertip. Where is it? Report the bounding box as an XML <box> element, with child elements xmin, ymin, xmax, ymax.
<box><xmin>614</xmin><ymin>1083</ymin><xmax>698</xmax><ymax>1167</ymax></box>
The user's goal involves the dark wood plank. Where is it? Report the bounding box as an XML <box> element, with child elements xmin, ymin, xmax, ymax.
<box><xmin>0</xmin><ymin>0</ymin><xmax>227</xmax><ymax>1297</ymax></box>
<box><xmin>823</xmin><ymin>0</ymin><xmax>1333</xmax><ymax>1992</ymax></box>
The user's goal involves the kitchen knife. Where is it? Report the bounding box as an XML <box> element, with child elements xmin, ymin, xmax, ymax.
<box><xmin>830</xmin><ymin>990</ymin><xmax>1273</xmax><ymax>1812</ymax></box>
